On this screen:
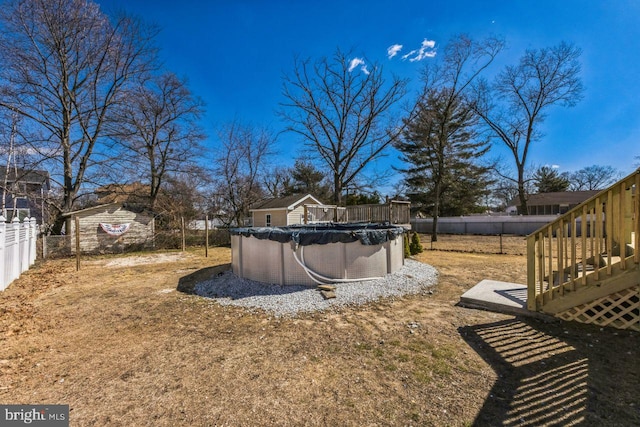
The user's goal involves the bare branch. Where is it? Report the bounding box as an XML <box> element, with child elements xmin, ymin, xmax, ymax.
<box><xmin>280</xmin><ymin>49</ymin><xmax>407</xmax><ymax>204</ymax></box>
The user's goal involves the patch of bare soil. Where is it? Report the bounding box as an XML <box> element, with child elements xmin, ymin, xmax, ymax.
<box><xmin>0</xmin><ymin>237</ymin><xmax>637</xmax><ymax>426</ymax></box>
<box><xmin>102</xmin><ymin>252</ymin><xmax>188</xmax><ymax>267</ymax></box>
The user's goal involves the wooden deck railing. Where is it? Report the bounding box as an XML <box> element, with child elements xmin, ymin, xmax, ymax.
<box><xmin>304</xmin><ymin>200</ymin><xmax>411</xmax><ymax>226</ymax></box>
<box><xmin>526</xmin><ymin>169</ymin><xmax>639</xmax><ymax>311</ymax></box>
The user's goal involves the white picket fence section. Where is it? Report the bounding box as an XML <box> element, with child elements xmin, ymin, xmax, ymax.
<box><xmin>0</xmin><ymin>216</ymin><xmax>38</xmax><ymax>291</ymax></box>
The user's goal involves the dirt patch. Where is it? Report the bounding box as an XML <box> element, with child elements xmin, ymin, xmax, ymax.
<box><xmin>0</xmin><ymin>237</ymin><xmax>637</xmax><ymax>426</ymax></box>
<box><xmin>103</xmin><ymin>252</ymin><xmax>188</xmax><ymax>267</ymax></box>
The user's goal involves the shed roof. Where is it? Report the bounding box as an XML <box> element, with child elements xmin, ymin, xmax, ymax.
<box><xmin>62</xmin><ymin>203</ymin><xmax>152</xmax><ymax>217</ymax></box>
<box><xmin>250</xmin><ymin>194</ymin><xmax>322</xmax><ymax>211</ymax></box>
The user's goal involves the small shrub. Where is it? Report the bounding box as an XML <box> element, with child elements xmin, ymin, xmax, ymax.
<box><xmin>409</xmin><ymin>232</ymin><xmax>423</xmax><ymax>255</ymax></box>
<box><xmin>404</xmin><ymin>233</ymin><xmax>411</xmax><ymax>257</ymax></box>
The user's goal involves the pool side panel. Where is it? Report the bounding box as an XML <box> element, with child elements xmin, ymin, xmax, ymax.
<box><xmin>242</xmin><ymin>237</ymin><xmax>283</xmax><ymax>285</ymax></box>
<box><xmin>232</xmin><ymin>231</ymin><xmax>407</xmax><ymax>286</ymax></box>
<box><xmin>302</xmin><ymin>242</ymin><xmax>347</xmax><ymax>284</ymax></box>
<box><xmin>231</xmin><ymin>235</ymin><xmax>241</xmax><ymax>278</ymax></box>
<box><xmin>345</xmin><ymin>242</ymin><xmax>387</xmax><ymax>279</ymax></box>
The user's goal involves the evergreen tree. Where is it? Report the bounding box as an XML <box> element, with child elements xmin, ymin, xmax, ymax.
<box><xmin>532</xmin><ymin>166</ymin><xmax>570</xmax><ymax>193</ymax></box>
<box><xmin>396</xmin><ymin>89</ymin><xmax>493</xmax><ymax>238</ymax></box>
<box><xmin>404</xmin><ymin>233</ymin><xmax>411</xmax><ymax>258</ymax></box>
<box><xmin>395</xmin><ymin>35</ymin><xmax>502</xmax><ymax>241</ymax></box>
<box><xmin>344</xmin><ymin>191</ymin><xmax>381</xmax><ymax>206</ymax></box>
<box><xmin>409</xmin><ymin>233</ymin><xmax>424</xmax><ymax>255</ymax></box>
<box><xmin>283</xmin><ymin>159</ymin><xmax>332</xmax><ymax>202</ymax></box>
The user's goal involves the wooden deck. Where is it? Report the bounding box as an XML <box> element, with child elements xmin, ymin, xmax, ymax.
<box><xmin>526</xmin><ymin>169</ymin><xmax>639</xmax><ymax>330</ymax></box>
<box><xmin>304</xmin><ymin>200</ymin><xmax>410</xmax><ymax>227</ymax></box>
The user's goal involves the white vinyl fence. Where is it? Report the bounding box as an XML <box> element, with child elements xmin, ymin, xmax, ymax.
<box><xmin>0</xmin><ymin>216</ymin><xmax>38</xmax><ymax>291</ymax></box>
<box><xmin>411</xmin><ymin>215</ymin><xmax>561</xmax><ymax>236</ymax></box>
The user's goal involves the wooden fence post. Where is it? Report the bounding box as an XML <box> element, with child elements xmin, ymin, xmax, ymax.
<box><xmin>181</xmin><ymin>217</ymin><xmax>186</xmax><ymax>252</ymax></box>
<box><xmin>205</xmin><ymin>215</ymin><xmax>209</xmax><ymax>258</ymax></box>
<box><xmin>42</xmin><ymin>233</ymin><xmax>47</xmax><ymax>259</ymax></box>
<box><xmin>75</xmin><ymin>216</ymin><xmax>81</xmax><ymax>271</ymax></box>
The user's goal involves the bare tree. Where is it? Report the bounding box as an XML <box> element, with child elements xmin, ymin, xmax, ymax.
<box><xmin>154</xmin><ymin>172</ymin><xmax>209</xmax><ymax>230</ymax></box>
<box><xmin>474</xmin><ymin>42</ymin><xmax>583</xmax><ymax>214</ymax></box>
<box><xmin>113</xmin><ymin>72</ymin><xmax>206</xmax><ymax>209</ymax></box>
<box><xmin>491</xmin><ymin>177</ymin><xmax>520</xmax><ymax>210</ymax></box>
<box><xmin>569</xmin><ymin>165</ymin><xmax>620</xmax><ymax>191</ymax></box>
<box><xmin>281</xmin><ymin>49</ymin><xmax>407</xmax><ymax>205</ymax></box>
<box><xmin>0</xmin><ymin>0</ymin><xmax>157</xmax><ymax>232</ymax></box>
<box><xmin>396</xmin><ymin>35</ymin><xmax>503</xmax><ymax>241</ymax></box>
<box><xmin>212</xmin><ymin>121</ymin><xmax>274</xmax><ymax>226</ymax></box>
<box><xmin>263</xmin><ymin>166</ymin><xmax>291</xmax><ymax>198</ymax></box>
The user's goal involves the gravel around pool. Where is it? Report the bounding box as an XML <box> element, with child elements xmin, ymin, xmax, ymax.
<box><xmin>194</xmin><ymin>259</ymin><xmax>438</xmax><ymax>316</ymax></box>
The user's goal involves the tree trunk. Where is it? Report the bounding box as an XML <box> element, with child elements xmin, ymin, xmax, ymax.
<box><xmin>333</xmin><ymin>172</ymin><xmax>342</xmax><ymax>206</ymax></box>
<box><xmin>517</xmin><ymin>166</ymin><xmax>528</xmax><ymax>215</ymax></box>
<box><xmin>431</xmin><ymin>180</ymin><xmax>441</xmax><ymax>242</ymax></box>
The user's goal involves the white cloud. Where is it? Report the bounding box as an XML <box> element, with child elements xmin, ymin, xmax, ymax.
<box><xmin>387</xmin><ymin>44</ymin><xmax>403</xmax><ymax>59</ymax></box>
<box><xmin>348</xmin><ymin>57</ymin><xmax>365</xmax><ymax>72</ymax></box>
<box><xmin>348</xmin><ymin>57</ymin><xmax>370</xmax><ymax>75</ymax></box>
<box><xmin>401</xmin><ymin>38</ymin><xmax>437</xmax><ymax>62</ymax></box>
<box><xmin>421</xmin><ymin>39</ymin><xmax>436</xmax><ymax>49</ymax></box>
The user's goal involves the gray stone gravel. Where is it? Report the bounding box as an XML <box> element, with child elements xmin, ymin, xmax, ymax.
<box><xmin>194</xmin><ymin>259</ymin><xmax>438</xmax><ymax>316</ymax></box>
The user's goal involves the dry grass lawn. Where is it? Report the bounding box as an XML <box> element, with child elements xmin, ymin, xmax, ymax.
<box><xmin>1</xmin><ymin>235</ymin><xmax>638</xmax><ymax>426</ymax></box>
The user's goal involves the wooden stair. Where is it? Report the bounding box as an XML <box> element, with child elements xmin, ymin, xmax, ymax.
<box><xmin>526</xmin><ymin>169</ymin><xmax>640</xmax><ymax>331</ymax></box>
<box><xmin>542</xmin><ymin>253</ymin><xmax>637</xmax><ymax>314</ymax></box>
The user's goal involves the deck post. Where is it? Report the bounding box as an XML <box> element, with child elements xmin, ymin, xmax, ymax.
<box><xmin>526</xmin><ymin>235</ymin><xmax>537</xmax><ymax>311</ymax></box>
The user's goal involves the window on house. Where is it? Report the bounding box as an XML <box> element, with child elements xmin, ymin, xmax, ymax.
<box><xmin>266</xmin><ymin>214</ymin><xmax>271</xmax><ymax>227</ymax></box>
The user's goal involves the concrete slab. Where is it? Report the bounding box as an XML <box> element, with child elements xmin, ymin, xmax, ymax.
<box><xmin>460</xmin><ymin>279</ymin><xmax>533</xmax><ymax>317</ymax></box>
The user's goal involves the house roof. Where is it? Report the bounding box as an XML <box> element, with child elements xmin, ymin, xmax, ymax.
<box><xmin>62</xmin><ymin>203</ymin><xmax>152</xmax><ymax>217</ymax></box>
<box><xmin>0</xmin><ymin>166</ymin><xmax>50</xmax><ymax>189</ymax></box>
<box><xmin>250</xmin><ymin>194</ymin><xmax>322</xmax><ymax>211</ymax></box>
<box><xmin>95</xmin><ymin>182</ymin><xmax>151</xmax><ymax>204</ymax></box>
<box><xmin>521</xmin><ymin>191</ymin><xmax>600</xmax><ymax>207</ymax></box>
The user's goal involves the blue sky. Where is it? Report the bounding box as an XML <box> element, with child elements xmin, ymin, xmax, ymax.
<box><xmin>104</xmin><ymin>0</ymin><xmax>640</xmax><ymax>194</ymax></box>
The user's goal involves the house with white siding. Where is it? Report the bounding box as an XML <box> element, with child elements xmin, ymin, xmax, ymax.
<box><xmin>250</xmin><ymin>194</ymin><xmax>324</xmax><ymax>227</ymax></box>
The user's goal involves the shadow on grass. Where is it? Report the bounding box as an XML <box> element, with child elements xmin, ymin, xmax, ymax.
<box><xmin>177</xmin><ymin>263</ymin><xmax>316</xmax><ymax>300</ymax></box>
<box><xmin>459</xmin><ymin>318</ymin><xmax>639</xmax><ymax>426</ymax></box>
<box><xmin>177</xmin><ymin>263</ymin><xmax>231</xmax><ymax>294</ymax></box>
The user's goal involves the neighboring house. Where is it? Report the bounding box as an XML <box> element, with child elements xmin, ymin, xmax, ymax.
<box><xmin>188</xmin><ymin>218</ymin><xmax>225</xmax><ymax>230</ymax></box>
<box><xmin>250</xmin><ymin>194</ymin><xmax>324</xmax><ymax>227</ymax></box>
<box><xmin>0</xmin><ymin>166</ymin><xmax>50</xmax><ymax>222</ymax></box>
<box><xmin>63</xmin><ymin>203</ymin><xmax>155</xmax><ymax>253</ymax></box>
<box><xmin>507</xmin><ymin>191</ymin><xmax>600</xmax><ymax>215</ymax></box>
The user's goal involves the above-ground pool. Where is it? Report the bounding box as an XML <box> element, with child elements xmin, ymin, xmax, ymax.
<box><xmin>230</xmin><ymin>223</ymin><xmax>406</xmax><ymax>286</ymax></box>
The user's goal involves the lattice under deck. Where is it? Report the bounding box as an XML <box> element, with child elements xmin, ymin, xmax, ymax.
<box><xmin>556</xmin><ymin>286</ymin><xmax>640</xmax><ymax>331</ymax></box>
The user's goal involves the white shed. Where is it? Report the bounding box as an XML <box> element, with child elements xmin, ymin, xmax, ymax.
<box><xmin>250</xmin><ymin>194</ymin><xmax>324</xmax><ymax>227</ymax></box>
